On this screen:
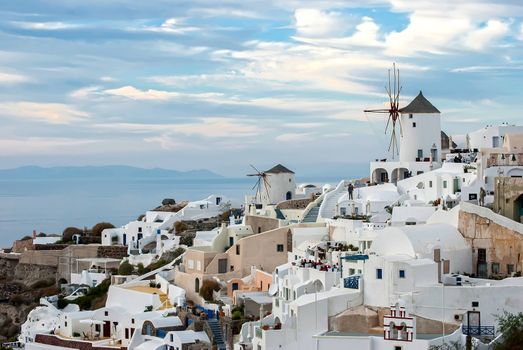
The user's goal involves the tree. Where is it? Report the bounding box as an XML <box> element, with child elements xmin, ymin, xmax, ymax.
<box><xmin>199</xmin><ymin>279</ymin><xmax>221</xmax><ymax>301</ymax></box>
<box><xmin>179</xmin><ymin>233</ymin><xmax>195</xmax><ymax>247</ymax></box>
<box><xmin>495</xmin><ymin>311</ymin><xmax>523</xmax><ymax>350</ymax></box>
<box><xmin>118</xmin><ymin>261</ymin><xmax>134</xmax><ymax>276</ymax></box>
<box><xmin>174</xmin><ymin>221</ymin><xmax>188</xmax><ymax>233</ymax></box>
<box><xmin>63</xmin><ymin>227</ymin><xmax>83</xmax><ymax>242</ymax></box>
<box><xmin>91</xmin><ymin>222</ymin><xmax>115</xmax><ymax>237</ymax></box>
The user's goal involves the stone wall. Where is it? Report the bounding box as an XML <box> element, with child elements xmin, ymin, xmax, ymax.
<box><xmin>458</xmin><ymin>203</ymin><xmax>523</xmax><ymax>277</ymax></box>
<box><xmin>276</xmin><ymin>198</ymin><xmax>312</xmax><ymax>210</ymax></box>
<box><xmin>0</xmin><ymin>257</ymin><xmax>18</xmax><ymax>280</ymax></box>
<box><xmin>34</xmin><ymin>334</ymin><xmax>126</xmax><ymax>350</ymax></box>
<box><xmin>96</xmin><ymin>245</ymin><xmax>128</xmax><ymax>259</ymax></box>
<box><xmin>11</xmin><ymin>239</ymin><xmax>33</xmax><ymax>253</ymax></box>
<box><xmin>14</xmin><ymin>264</ymin><xmax>57</xmax><ymax>286</ymax></box>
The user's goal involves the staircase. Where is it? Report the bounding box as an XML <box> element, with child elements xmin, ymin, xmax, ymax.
<box><xmin>274</xmin><ymin>208</ymin><xmax>286</xmax><ymax>220</ymax></box>
<box><xmin>302</xmin><ymin>205</ymin><xmax>320</xmax><ymax>223</ymax></box>
<box><xmin>318</xmin><ymin>180</ymin><xmax>347</xmax><ymax>221</ymax></box>
<box><xmin>208</xmin><ymin>319</ymin><xmax>226</xmax><ymax>350</ymax></box>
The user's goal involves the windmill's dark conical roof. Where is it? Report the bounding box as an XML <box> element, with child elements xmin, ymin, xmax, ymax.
<box><xmin>399</xmin><ymin>91</ymin><xmax>440</xmax><ymax>114</ymax></box>
<box><xmin>265</xmin><ymin>164</ymin><xmax>295</xmax><ymax>174</ymax></box>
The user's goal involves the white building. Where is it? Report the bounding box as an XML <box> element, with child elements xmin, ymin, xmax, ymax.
<box><xmin>370</xmin><ymin>91</ymin><xmax>442</xmax><ymax>185</ymax></box>
<box><xmin>102</xmin><ymin>195</ymin><xmax>229</xmax><ymax>258</ymax></box>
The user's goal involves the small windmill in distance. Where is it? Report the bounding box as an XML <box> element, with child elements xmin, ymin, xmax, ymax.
<box><xmin>247</xmin><ymin>164</ymin><xmax>271</xmax><ymax>204</ymax></box>
<box><xmin>364</xmin><ymin>63</ymin><xmax>403</xmax><ymax>159</ymax></box>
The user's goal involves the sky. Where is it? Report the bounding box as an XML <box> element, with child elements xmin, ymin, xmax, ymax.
<box><xmin>0</xmin><ymin>0</ymin><xmax>523</xmax><ymax>177</ymax></box>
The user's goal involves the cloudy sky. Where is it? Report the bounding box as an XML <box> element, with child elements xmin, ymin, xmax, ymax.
<box><xmin>0</xmin><ymin>0</ymin><xmax>522</xmax><ymax>177</ymax></box>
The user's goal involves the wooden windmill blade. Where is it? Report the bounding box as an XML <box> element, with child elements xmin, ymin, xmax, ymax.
<box><xmin>363</xmin><ymin>63</ymin><xmax>402</xmax><ymax>159</ymax></box>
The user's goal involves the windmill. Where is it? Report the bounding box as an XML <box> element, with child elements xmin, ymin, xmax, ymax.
<box><xmin>246</xmin><ymin>165</ymin><xmax>271</xmax><ymax>204</ymax></box>
<box><xmin>364</xmin><ymin>63</ymin><xmax>403</xmax><ymax>159</ymax></box>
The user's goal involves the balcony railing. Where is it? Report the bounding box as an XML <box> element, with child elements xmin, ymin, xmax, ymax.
<box><xmin>462</xmin><ymin>325</ymin><xmax>495</xmax><ymax>336</ymax></box>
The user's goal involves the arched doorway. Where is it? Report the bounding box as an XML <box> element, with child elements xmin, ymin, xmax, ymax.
<box><xmin>195</xmin><ymin>278</ymin><xmax>200</xmax><ymax>293</ymax></box>
<box><xmin>372</xmin><ymin>168</ymin><xmax>388</xmax><ymax>184</ymax></box>
<box><xmin>286</xmin><ymin>191</ymin><xmax>292</xmax><ymax>200</ymax></box>
<box><xmin>391</xmin><ymin>167</ymin><xmax>409</xmax><ymax>184</ymax></box>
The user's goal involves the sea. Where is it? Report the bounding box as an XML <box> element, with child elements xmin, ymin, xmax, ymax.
<box><xmin>0</xmin><ymin>173</ymin><xmax>365</xmax><ymax>248</ymax></box>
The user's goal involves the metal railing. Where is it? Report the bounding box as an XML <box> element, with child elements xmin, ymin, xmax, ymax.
<box><xmin>462</xmin><ymin>325</ymin><xmax>495</xmax><ymax>336</ymax></box>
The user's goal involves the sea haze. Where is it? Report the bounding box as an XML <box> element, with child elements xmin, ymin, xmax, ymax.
<box><xmin>0</xmin><ymin>165</ymin><xmax>367</xmax><ymax>248</ymax></box>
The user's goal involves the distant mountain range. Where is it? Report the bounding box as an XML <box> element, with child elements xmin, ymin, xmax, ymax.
<box><xmin>0</xmin><ymin>166</ymin><xmax>223</xmax><ymax>180</ymax></box>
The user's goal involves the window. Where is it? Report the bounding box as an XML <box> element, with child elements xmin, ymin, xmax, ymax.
<box><xmin>412</xmin><ymin>122</ymin><xmax>416</xmax><ymax>127</ymax></box>
<box><xmin>104</xmin><ymin>311</ymin><xmax>108</xmax><ymax>317</ymax></box>
<box><xmin>131</xmin><ymin>318</ymin><xmax>135</xmax><ymax>324</ymax></box>
<box><xmin>232</xmin><ymin>283</ymin><xmax>239</xmax><ymax>291</ymax></box>
<box><xmin>376</xmin><ymin>268</ymin><xmax>383</xmax><ymax>279</ymax></box>
<box><xmin>138</xmin><ymin>227</ymin><xmax>142</xmax><ymax>233</ymax></box>
<box><xmin>395</xmin><ymin>346</ymin><xmax>403</xmax><ymax>350</ymax></box>
<box><xmin>188</xmin><ymin>259</ymin><xmax>194</xmax><ymax>269</ymax></box>
<box><xmin>443</xmin><ymin>180</ymin><xmax>448</xmax><ymax>189</ymax></box>
<box><xmin>507</xmin><ymin>264</ymin><xmax>515</xmax><ymax>275</ymax></box>
<box><xmin>417</xmin><ymin>149</ymin><xmax>423</xmax><ymax>158</ymax></box>
<box><xmin>230</xmin><ymin>265</ymin><xmax>234</xmax><ymax>271</ymax></box>
<box><xmin>478</xmin><ymin>248</ymin><xmax>486</xmax><ymax>262</ymax></box>
<box><xmin>258</xmin><ymin>227</ymin><xmax>262</xmax><ymax>233</ymax></box>
<box><xmin>472</xmin><ymin>301</ymin><xmax>479</xmax><ymax>308</ymax></box>
<box><xmin>409</xmin><ymin>114</ymin><xmax>413</xmax><ymax>119</ymax></box>
<box><xmin>277</xmin><ymin>244</ymin><xmax>284</xmax><ymax>252</ymax></box>
<box><xmin>236</xmin><ymin>244</ymin><xmax>240</xmax><ymax>255</ymax></box>
<box><xmin>196</xmin><ymin>261</ymin><xmax>201</xmax><ymax>271</ymax></box>
<box><xmin>429</xmin><ymin>180</ymin><xmax>433</xmax><ymax>188</ymax></box>
<box><xmin>399</xmin><ymin>270</ymin><xmax>406</xmax><ymax>278</ymax></box>
<box><xmin>65</xmin><ymin>321</ymin><xmax>67</xmax><ymax>327</ymax></box>
<box><xmin>492</xmin><ymin>262</ymin><xmax>500</xmax><ymax>274</ymax></box>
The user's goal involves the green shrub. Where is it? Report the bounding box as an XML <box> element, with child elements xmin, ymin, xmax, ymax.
<box><xmin>62</xmin><ymin>227</ymin><xmax>83</xmax><ymax>242</ymax></box>
<box><xmin>91</xmin><ymin>222</ymin><xmax>115</xmax><ymax>237</ymax></box>
<box><xmin>118</xmin><ymin>261</ymin><xmax>134</xmax><ymax>276</ymax></box>
<box><xmin>199</xmin><ymin>280</ymin><xmax>221</xmax><ymax>301</ymax></box>
<box><xmin>179</xmin><ymin>233</ymin><xmax>195</xmax><ymax>246</ymax></box>
<box><xmin>174</xmin><ymin>221</ymin><xmax>188</xmax><ymax>233</ymax></box>
<box><xmin>232</xmin><ymin>310</ymin><xmax>242</xmax><ymax>320</ymax></box>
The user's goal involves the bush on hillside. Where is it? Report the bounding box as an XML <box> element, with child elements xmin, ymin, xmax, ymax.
<box><xmin>174</xmin><ymin>221</ymin><xmax>188</xmax><ymax>233</ymax></box>
<box><xmin>118</xmin><ymin>261</ymin><xmax>134</xmax><ymax>276</ymax></box>
<box><xmin>199</xmin><ymin>279</ymin><xmax>221</xmax><ymax>301</ymax></box>
<box><xmin>91</xmin><ymin>222</ymin><xmax>115</xmax><ymax>237</ymax></box>
<box><xmin>62</xmin><ymin>227</ymin><xmax>83</xmax><ymax>242</ymax></box>
<box><xmin>179</xmin><ymin>233</ymin><xmax>195</xmax><ymax>247</ymax></box>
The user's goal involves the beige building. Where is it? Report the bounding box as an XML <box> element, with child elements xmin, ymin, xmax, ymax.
<box><xmin>458</xmin><ymin>202</ymin><xmax>523</xmax><ymax>278</ymax></box>
<box><xmin>494</xmin><ymin>177</ymin><xmax>523</xmax><ymax>223</ymax></box>
<box><xmin>175</xmin><ymin>225</ymin><xmax>292</xmax><ymax>303</ymax></box>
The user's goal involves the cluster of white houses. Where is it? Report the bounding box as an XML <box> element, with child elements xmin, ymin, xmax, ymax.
<box><xmin>16</xmin><ymin>92</ymin><xmax>523</xmax><ymax>350</ymax></box>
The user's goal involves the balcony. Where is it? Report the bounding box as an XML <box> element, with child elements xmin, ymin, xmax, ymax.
<box><xmin>462</xmin><ymin>325</ymin><xmax>495</xmax><ymax>336</ymax></box>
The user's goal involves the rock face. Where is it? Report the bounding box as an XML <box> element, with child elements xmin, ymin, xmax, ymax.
<box><xmin>14</xmin><ymin>264</ymin><xmax>57</xmax><ymax>286</ymax></box>
<box><xmin>0</xmin><ymin>258</ymin><xmax>18</xmax><ymax>280</ymax></box>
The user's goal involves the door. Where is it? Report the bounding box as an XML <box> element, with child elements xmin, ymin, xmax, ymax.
<box><xmin>103</xmin><ymin>321</ymin><xmax>110</xmax><ymax>337</ymax></box>
<box><xmin>123</xmin><ymin>233</ymin><xmax>127</xmax><ymax>246</ymax></box>
<box><xmin>218</xmin><ymin>259</ymin><xmax>227</xmax><ymax>273</ymax></box>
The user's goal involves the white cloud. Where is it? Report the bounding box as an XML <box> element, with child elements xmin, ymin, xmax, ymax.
<box><xmin>138</xmin><ymin>18</ymin><xmax>199</xmax><ymax>34</ymax></box>
<box><xmin>0</xmin><ymin>71</ymin><xmax>30</xmax><ymax>84</ymax></box>
<box><xmin>294</xmin><ymin>8</ymin><xmax>349</xmax><ymax>38</ymax></box>
<box><xmin>0</xmin><ymin>137</ymin><xmax>97</xmax><ymax>155</ymax></box>
<box><xmin>102</xmin><ymin>86</ymin><xmax>223</xmax><ymax>101</ymax></box>
<box><xmin>464</xmin><ymin>20</ymin><xmax>510</xmax><ymax>50</ymax></box>
<box><xmin>93</xmin><ymin>118</ymin><xmax>263</xmax><ymax>138</ymax></box>
<box><xmin>11</xmin><ymin>21</ymin><xmax>79</xmax><ymax>30</ymax></box>
<box><xmin>0</xmin><ymin>102</ymin><xmax>88</xmax><ymax>124</ymax></box>
<box><xmin>275</xmin><ymin>132</ymin><xmax>310</xmax><ymax>142</ymax></box>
